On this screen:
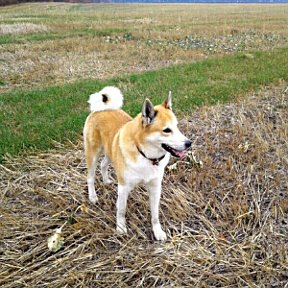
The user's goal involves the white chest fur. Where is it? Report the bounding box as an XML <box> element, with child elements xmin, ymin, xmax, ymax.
<box><xmin>124</xmin><ymin>154</ymin><xmax>170</xmax><ymax>186</ymax></box>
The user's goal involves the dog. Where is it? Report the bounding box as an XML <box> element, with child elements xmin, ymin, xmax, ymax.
<box><xmin>83</xmin><ymin>86</ymin><xmax>191</xmax><ymax>241</ymax></box>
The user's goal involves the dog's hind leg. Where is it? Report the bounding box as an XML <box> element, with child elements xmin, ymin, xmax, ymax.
<box><xmin>101</xmin><ymin>155</ymin><xmax>113</xmax><ymax>184</ymax></box>
<box><xmin>84</xmin><ymin>128</ymin><xmax>102</xmax><ymax>204</ymax></box>
<box><xmin>86</xmin><ymin>149</ymin><xmax>101</xmax><ymax>204</ymax></box>
<box><xmin>87</xmin><ymin>153</ymin><xmax>100</xmax><ymax>204</ymax></box>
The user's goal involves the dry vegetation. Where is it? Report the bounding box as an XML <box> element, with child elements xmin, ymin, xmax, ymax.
<box><xmin>1</xmin><ymin>3</ymin><xmax>288</xmax><ymax>91</ymax></box>
<box><xmin>0</xmin><ymin>23</ymin><xmax>48</xmax><ymax>34</ymax></box>
<box><xmin>1</xmin><ymin>3</ymin><xmax>288</xmax><ymax>287</ymax></box>
<box><xmin>1</xmin><ymin>84</ymin><xmax>287</xmax><ymax>287</ymax></box>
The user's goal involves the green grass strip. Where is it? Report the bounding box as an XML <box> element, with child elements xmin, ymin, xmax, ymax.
<box><xmin>0</xmin><ymin>27</ymin><xmax>127</xmax><ymax>45</ymax></box>
<box><xmin>1</xmin><ymin>48</ymin><xmax>288</xmax><ymax>162</ymax></box>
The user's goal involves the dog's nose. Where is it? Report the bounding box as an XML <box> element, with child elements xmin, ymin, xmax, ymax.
<box><xmin>185</xmin><ymin>140</ymin><xmax>192</xmax><ymax>149</ymax></box>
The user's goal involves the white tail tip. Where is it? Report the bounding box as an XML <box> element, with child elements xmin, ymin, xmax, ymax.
<box><xmin>88</xmin><ymin>86</ymin><xmax>123</xmax><ymax>112</ymax></box>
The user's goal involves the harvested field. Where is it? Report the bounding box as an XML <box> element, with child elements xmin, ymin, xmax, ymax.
<box><xmin>1</xmin><ymin>84</ymin><xmax>287</xmax><ymax>287</ymax></box>
<box><xmin>1</xmin><ymin>3</ymin><xmax>288</xmax><ymax>92</ymax></box>
<box><xmin>0</xmin><ymin>23</ymin><xmax>48</xmax><ymax>35</ymax></box>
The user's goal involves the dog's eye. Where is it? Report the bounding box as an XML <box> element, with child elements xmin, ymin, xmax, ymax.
<box><xmin>163</xmin><ymin>128</ymin><xmax>172</xmax><ymax>133</ymax></box>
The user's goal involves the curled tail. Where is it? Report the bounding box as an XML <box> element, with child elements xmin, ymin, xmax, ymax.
<box><xmin>88</xmin><ymin>86</ymin><xmax>123</xmax><ymax>112</ymax></box>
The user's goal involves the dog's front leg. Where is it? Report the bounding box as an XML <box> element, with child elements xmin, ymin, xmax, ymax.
<box><xmin>147</xmin><ymin>179</ymin><xmax>167</xmax><ymax>241</ymax></box>
<box><xmin>116</xmin><ymin>183</ymin><xmax>132</xmax><ymax>234</ymax></box>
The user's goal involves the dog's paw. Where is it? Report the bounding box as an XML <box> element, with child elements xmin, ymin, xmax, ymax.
<box><xmin>116</xmin><ymin>223</ymin><xmax>127</xmax><ymax>234</ymax></box>
<box><xmin>103</xmin><ymin>178</ymin><xmax>113</xmax><ymax>185</ymax></box>
<box><xmin>89</xmin><ymin>194</ymin><xmax>98</xmax><ymax>204</ymax></box>
<box><xmin>153</xmin><ymin>227</ymin><xmax>167</xmax><ymax>241</ymax></box>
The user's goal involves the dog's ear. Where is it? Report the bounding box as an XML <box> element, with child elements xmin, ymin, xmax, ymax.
<box><xmin>142</xmin><ymin>99</ymin><xmax>156</xmax><ymax>127</ymax></box>
<box><xmin>162</xmin><ymin>91</ymin><xmax>172</xmax><ymax>110</ymax></box>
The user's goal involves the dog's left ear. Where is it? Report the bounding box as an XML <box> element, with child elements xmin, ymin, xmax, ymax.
<box><xmin>162</xmin><ymin>91</ymin><xmax>172</xmax><ymax>110</ymax></box>
<box><xmin>142</xmin><ymin>99</ymin><xmax>156</xmax><ymax>127</ymax></box>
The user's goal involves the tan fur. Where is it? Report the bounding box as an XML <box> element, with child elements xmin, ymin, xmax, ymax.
<box><xmin>84</xmin><ymin>109</ymin><xmax>132</xmax><ymax>184</ymax></box>
<box><xmin>134</xmin><ymin>105</ymin><xmax>176</xmax><ymax>146</ymax></box>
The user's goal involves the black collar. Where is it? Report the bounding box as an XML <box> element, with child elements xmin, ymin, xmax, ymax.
<box><xmin>137</xmin><ymin>146</ymin><xmax>165</xmax><ymax>166</ymax></box>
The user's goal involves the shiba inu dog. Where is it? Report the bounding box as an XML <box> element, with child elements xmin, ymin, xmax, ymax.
<box><xmin>83</xmin><ymin>86</ymin><xmax>191</xmax><ymax>241</ymax></box>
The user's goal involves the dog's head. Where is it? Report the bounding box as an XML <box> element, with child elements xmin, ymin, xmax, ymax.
<box><xmin>140</xmin><ymin>92</ymin><xmax>191</xmax><ymax>158</ymax></box>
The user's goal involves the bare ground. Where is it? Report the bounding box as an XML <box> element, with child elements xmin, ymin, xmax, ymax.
<box><xmin>0</xmin><ymin>84</ymin><xmax>287</xmax><ymax>287</ymax></box>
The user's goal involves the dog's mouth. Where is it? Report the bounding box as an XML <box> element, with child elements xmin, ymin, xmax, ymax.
<box><xmin>161</xmin><ymin>143</ymin><xmax>187</xmax><ymax>158</ymax></box>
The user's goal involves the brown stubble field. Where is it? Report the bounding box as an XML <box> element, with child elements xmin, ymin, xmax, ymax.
<box><xmin>0</xmin><ymin>3</ymin><xmax>288</xmax><ymax>287</ymax></box>
<box><xmin>1</xmin><ymin>3</ymin><xmax>288</xmax><ymax>91</ymax></box>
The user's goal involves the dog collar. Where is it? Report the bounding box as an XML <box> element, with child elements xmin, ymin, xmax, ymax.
<box><xmin>137</xmin><ymin>146</ymin><xmax>165</xmax><ymax>166</ymax></box>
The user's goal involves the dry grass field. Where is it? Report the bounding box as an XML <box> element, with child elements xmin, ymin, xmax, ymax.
<box><xmin>0</xmin><ymin>3</ymin><xmax>288</xmax><ymax>91</ymax></box>
<box><xmin>1</xmin><ymin>3</ymin><xmax>288</xmax><ymax>287</ymax></box>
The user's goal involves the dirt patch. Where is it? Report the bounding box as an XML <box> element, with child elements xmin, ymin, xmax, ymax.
<box><xmin>0</xmin><ymin>84</ymin><xmax>287</xmax><ymax>287</ymax></box>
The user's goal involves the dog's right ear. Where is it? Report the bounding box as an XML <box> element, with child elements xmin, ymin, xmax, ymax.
<box><xmin>142</xmin><ymin>99</ymin><xmax>156</xmax><ymax>127</ymax></box>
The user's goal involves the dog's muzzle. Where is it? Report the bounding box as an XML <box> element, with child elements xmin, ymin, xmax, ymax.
<box><xmin>161</xmin><ymin>140</ymin><xmax>192</xmax><ymax>158</ymax></box>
